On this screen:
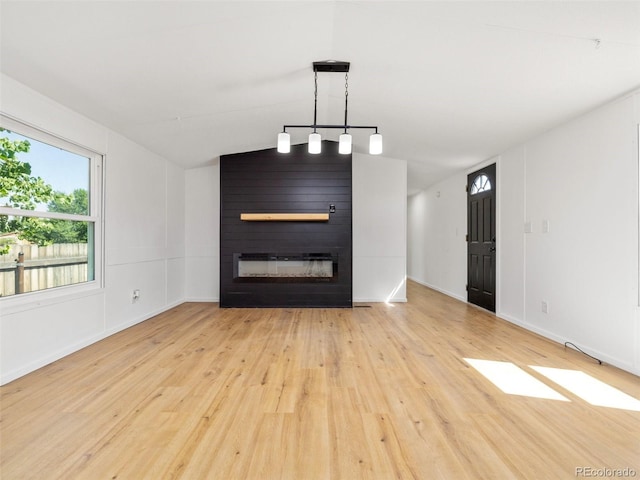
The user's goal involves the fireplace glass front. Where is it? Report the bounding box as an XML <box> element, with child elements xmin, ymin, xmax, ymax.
<box><xmin>234</xmin><ymin>253</ymin><xmax>337</xmax><ymax>283</ymax></box>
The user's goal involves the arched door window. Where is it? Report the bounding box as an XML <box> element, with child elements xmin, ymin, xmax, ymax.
<box><xmin>470</xmin><ymin>174</ymin><xmax>492</xmax><ymax>195</ymax></box>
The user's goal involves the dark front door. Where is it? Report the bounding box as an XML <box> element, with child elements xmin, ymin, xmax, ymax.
<box><xmin>467</xmin><ymin>163</ymin><xmax>496</xmax><ymax>312</ymax></box>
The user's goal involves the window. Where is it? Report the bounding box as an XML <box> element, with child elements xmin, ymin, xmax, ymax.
<box><xmin>470</xmin><ymin>173</ymin><xmax>491</xmax><ymax>195</ymax></box>
<box><xmin>0</xmin><ymin>115</ymin><xmax>103</xmax><ymax>298</ymax></box>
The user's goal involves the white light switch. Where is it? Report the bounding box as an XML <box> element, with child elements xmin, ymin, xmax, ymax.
<box><xmin>524</xmin><ymin>221</ymin><xmax>533</xmax><ymax>233</ymax></box>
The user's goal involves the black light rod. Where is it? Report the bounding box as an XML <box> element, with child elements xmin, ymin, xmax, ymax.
<box><xmin>283</xmin><ymin>125</ymin><xmax>379</xmax><ymax>131</ymax></box>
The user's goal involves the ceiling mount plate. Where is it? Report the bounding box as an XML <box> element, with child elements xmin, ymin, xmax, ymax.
<box><xmin>313</xmin><ymin>60</ymin><xmax>350</xmax><ymax>73</ymax></box>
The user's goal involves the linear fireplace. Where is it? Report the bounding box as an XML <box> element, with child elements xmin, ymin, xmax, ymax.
<box><xmin>234</xmin><ymin>253</ymin><xmax>337</xmax><ymax>283</ymax></box>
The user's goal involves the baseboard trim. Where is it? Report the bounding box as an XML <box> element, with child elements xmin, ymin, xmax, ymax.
<box><xmin>353</xmin><ymin>297</ymin><xmax>407</xmax><ymax>303</ymax></box>
<box><xmin>496</xmin><ymin>312</ymin><xmax>638</xmax><ymax>376</ymax></box>
<box><xmin>407</xmin><ymin>276</ymin><xmax>466</xmax><ymax>302</ymax></box>
<box><xmin>1</xmin><ymin>301</ymin><xmax>185</xmax><ymax>386</ymax></box>
<box><xmin>184</xmin><ymin>297</ymin><xmax>219</xmax><ymax>303</ymax></box>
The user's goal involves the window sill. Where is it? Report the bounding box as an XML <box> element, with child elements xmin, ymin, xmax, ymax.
<box><xmin>0</xmin><ymin>281</ymin><xmax>104</xmax><ymax>316</ymax></box>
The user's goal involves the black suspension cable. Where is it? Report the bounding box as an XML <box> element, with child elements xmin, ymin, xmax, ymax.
<box><xmin>343</xmin><ymin>72</ymin><xmax>349</xmax><ymax>133</ymax></box>
<box><xmin>313</xmin><ymin>71</ymin><xmax>318</xmax><ymax>132</ymax></box>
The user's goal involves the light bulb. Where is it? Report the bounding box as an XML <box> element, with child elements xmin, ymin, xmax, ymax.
<box><xmin>308</xmin><ymin>133</ymin><xmax>321</xmax><ymax>154</ymax></box>
<box><xmin>339</xmin><ymin>133</ymin><xmax>352</xmax><ymax>154</ymax></box>
<box><xmin>277</xmin><ymin>132</ymin><xmax>290</xmax><ymax>153</ymax></box>
<box><xmin>369</xmin><ymin>133</ymin><xmax>383</xmax><ymax>155</ymax></box>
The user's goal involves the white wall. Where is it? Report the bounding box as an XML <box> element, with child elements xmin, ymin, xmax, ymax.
<box><xmin>0</xmin><ymin>74</ymin><xmax>185</xmax><ymax>384</ymax></box>
<box><xmin>407</xmin><ymin>172</ymin><xmax>467</xmax><ymax>301</ymax></box>
<box><xmin>353</xmin><ymin>153</ymin><xmax>407</xmax><ymax>302</ymax></box>
<box><xmin>103</xmin><ymin>131</ymin><xmax>186</xmax><ymax>330</ymax></box>
<box><xmin>183</xmin><ymin>152</ymin><xmax>408</xmax><ymax>303</ymax></box>
<box><xmin>516</xmin><ymin>92</ymin><xmax>639</xmax><ymax>374</ymax></box>
<box><xmin>185</xmin><ymin>164</ymin><xmax>220</xmax><ymax>301</ymax></box>
<box><xmin>497</xmin><ymin>146</ymin><xmax>525</xmax><ymax>322</ymax></box>
<box><xmin>408</xmin><ymin>90</ymin><xmax>640</xmax><ymax>375</ymax></box>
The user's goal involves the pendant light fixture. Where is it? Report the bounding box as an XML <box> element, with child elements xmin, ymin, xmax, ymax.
<box><xmin>276</xmin><ymin>61</ymin><xmax>382</xmax><ymax>155</ymax></box>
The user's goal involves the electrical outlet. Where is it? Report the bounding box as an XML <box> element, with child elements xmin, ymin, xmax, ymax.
<box><xmin>542</xmin><ymin>219</ymin><xmax>550</xmax><ymax>233</ymax></box>
<box><xmin>132</xmin><ymin>289</ymin><xmax>140</xmax><ymax>303</ymax></box>
<box><xmin>541</xmin><ymin>300</ymin><xmax>549</xmax><ymax>314</ymax></box>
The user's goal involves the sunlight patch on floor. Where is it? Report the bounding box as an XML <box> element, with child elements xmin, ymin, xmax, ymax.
<box><xmin>464</xmin><ymin>358</ymin><xmax>569</xmax><ymax>401</ymax></box>
<box><xmin>530</xmin><ymin>366</ymin><xmax>640</xmax><ymax>412</ymax></box>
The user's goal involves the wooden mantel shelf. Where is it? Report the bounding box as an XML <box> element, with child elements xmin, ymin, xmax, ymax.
<box><xmin>240</xmin><ymin>213</ymin><xmax>329</xmax><ymax>222</ymax></box>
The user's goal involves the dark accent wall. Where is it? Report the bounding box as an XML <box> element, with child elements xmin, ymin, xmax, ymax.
<box><xmin>220</xmin><ymin>141</ymin><xmax>352</xmax><ymax>307</ymax></box>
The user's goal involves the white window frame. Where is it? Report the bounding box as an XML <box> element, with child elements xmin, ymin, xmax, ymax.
<box><xmin>0</xmin><ymin>114</ymin><xmax>104</xmax><ymax>310</ymax></box>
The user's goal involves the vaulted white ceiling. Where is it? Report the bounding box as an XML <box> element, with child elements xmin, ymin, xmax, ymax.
<box><xmin>1</xmin><ymin>1</ymin><xmax>639</xmax><ymax>193</ymax></box>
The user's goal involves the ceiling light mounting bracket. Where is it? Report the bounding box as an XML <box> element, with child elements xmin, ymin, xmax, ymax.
<box><xmin>313</xmin><ymin>60</ymin><xmax>350</xmax><ymax>73</ymax></box>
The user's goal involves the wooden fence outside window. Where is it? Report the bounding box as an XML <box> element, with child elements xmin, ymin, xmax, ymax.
<box><xmin>0</xmin><ymin>243</ymin><xmax>88</xmax><ymax>297</ymax></box>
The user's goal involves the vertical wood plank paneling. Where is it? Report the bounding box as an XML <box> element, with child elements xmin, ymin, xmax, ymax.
<box><xmin>220</xmin><ymin>141</ymin><xmax>352</xmax><ymax>307</ymax></box>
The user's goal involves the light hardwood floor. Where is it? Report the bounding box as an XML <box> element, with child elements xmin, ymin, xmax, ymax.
<box><xmin>1</xmin><ymin>281</ymin><xmax>639</xmax><ymax>479</ymax></box>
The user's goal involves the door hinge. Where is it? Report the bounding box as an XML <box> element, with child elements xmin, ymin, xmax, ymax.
<box><xmin>465</xmin><ymin>234</ymin><xmax>469</xmax><ymax>242</ymax></box>
<box><xmin>465</xmin><ymin>284</ymin><xmax>469</xmax><ymax>291</ymax></box>
<box><xmin>465</xmin><ymin>184</ymin><xmax>469</xmax><ymax>192</ymax></box>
